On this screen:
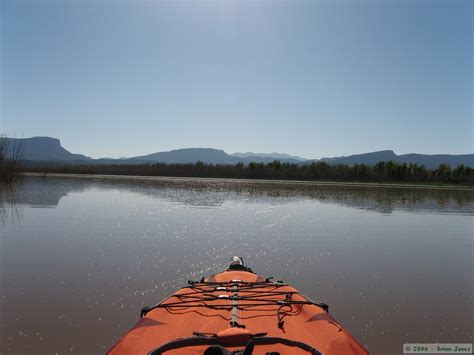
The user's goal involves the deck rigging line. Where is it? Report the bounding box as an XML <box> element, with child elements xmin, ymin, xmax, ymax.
<box><xmin>140</xmin><ymin>279</ymin><xmax>329</xmax><ymax>330</ymax></box>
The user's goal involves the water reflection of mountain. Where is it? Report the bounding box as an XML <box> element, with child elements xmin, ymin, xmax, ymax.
<box><xmin>0</xmin><ymin>177</ymin><xmax>88</xmax><ymax>207</ymax></box>
<box><xmin>2</xmin><ymin>175</ymin><xmax>473</xmax><ymax>215</ymax></box>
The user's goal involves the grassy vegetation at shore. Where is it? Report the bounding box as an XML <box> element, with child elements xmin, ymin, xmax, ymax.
<box><xmin>0</xmin><ymin>136</ymin><xmax>23</xmax><ymax>184</ymax></box>
<box><xmin>23</xmin><ymin>160</ymin><xmax>474</xmax><ymax>186</ymax></box>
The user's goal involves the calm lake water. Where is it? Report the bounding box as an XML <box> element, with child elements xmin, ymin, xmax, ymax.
<box><xmin>1</xmin><ymin>175</ymin><xmax>473</xmax><ymax>354</ymax></box>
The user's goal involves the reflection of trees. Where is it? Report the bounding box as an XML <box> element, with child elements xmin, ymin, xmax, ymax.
<box><xmin>238</xmin><ymin>183</ymin><xmax>473</xmax><ymax>214</ymax></box>
<box><xmin>2</xmin><ymin>175</ymin><xmax>473</xmax><ymax>215</ymax></box>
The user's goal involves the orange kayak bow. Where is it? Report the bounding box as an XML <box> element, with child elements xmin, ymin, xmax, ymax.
<box><xmin>108</xmin><ymin>257</ymin><xmax>368</xmax><ymax>354</ymax></box>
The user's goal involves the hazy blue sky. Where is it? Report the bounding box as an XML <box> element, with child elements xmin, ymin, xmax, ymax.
<box><xmin>1</xmin><ymin>0</ymin><xmax>472</xmax><ymax>159</ymax></box>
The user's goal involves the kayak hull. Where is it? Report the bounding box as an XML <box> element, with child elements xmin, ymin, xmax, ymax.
<box><xmin>108</xmin><ymin>267</ymin><xmax>368</xmax><ymax>354</ymax></box>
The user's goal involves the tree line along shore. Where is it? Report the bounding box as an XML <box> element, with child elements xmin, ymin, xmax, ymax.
<box><xmin>17</xmin><ymin>160</ymin><xmax>474</xmax><ymax>186</ymax></box>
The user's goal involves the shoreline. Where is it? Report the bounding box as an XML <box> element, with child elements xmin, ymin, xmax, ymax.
<box><xmin>22</xmin><ymin>172</ymin><xmax>474</xmax><ymax>191</ymax></box>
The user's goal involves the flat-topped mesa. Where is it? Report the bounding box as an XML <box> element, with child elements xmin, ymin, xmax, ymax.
<box><xmin>4</xmin><ymin>136</ymin><xmax>91</xmax><ymax>162</ymax></box>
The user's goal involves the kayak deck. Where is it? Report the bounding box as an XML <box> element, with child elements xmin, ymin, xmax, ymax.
<box><xmin>108</xmin><ymin>261</ymin><xmax>368</xmax><ymax>354</ymax></box>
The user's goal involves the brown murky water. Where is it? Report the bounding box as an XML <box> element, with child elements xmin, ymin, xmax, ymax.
<box><xmin>1</xmin><ymin>175</ymin><xmax>473</xmax><ymax>354</ymax></box>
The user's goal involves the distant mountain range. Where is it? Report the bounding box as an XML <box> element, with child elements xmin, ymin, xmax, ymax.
<box><xmin>317</xmin><ymin>150</ymin><xmax>474</xmax><ymax>169</ymax></box>
<box><xmin>134</xmin><ymin>148</ymin><xmax>243</xmax><ymax>164</ymax></box>
<box><xmin>4</xmin><ymin>136</ymin><xmax>474</xmax><ymax>169</ymax></box>
<box><xmin>232</xmin><ymin>152</ymin><xmax>307</xmax><ymax>161</ymax></box>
